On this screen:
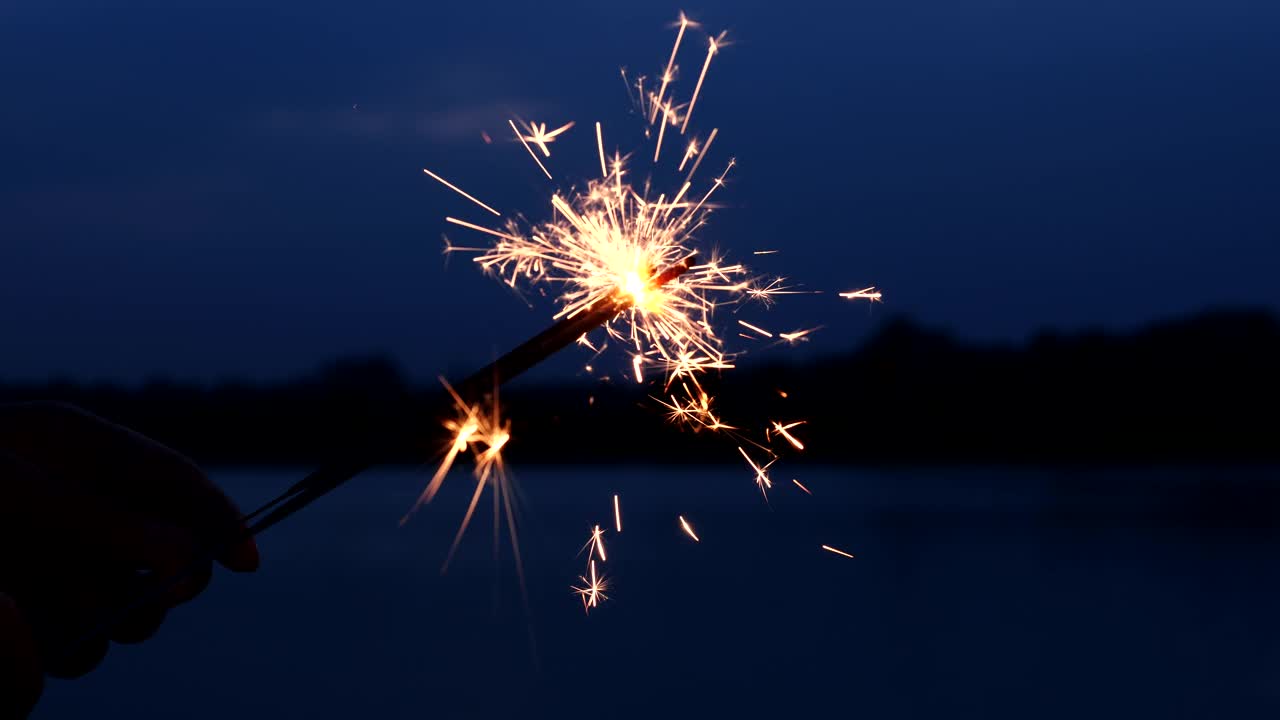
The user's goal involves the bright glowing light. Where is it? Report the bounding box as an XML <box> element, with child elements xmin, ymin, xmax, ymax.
<box><xmin>770</xmin><ymin>421</ymin><xmax>806</xmax><ymax>451</ymax></box>
<box><xmin>613</xmin><ymin>494</ymin><xmax>623</xmax><ymax>532</ymax></box>
<box><xmin>580</xmin><ymin>524</ymin><xmax>608</xmax><ymax>563</ymax></box>
<box><xmin>572</xmin><ymin>559</ymin><xmax>609</xmax><ymax>613</ymax></box>
<box><xmin>679</xmin><ymin>515</ymin><xmax>701</xmax><ymax>542</ymax></box>
<box><xmin>401</xmin><ymin>380</ymin><xmax>523</xmax><ymax>579</ymax></box>
<box><xmin>822</xmin><ymin>545</ymin><xmax>855</xmax><ymax>559</ymax></box>
<box><xmin>516</xmin><ymin>119</ymin><xmax>575</xmax><ymax>157</ymax></box>
<box><xmin>737</xmin><ymin>445</ymin><xmax>775</xmax><ymax>498</ymax></box>
<box><xmin>839</xmin><ymin>287</ymin><xmax>882</xmax><ymax>301</ymax></box>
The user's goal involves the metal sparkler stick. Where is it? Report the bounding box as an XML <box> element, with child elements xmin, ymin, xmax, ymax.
<box><xmin>241</xmin><ymin>253</ymin><xmax>696</xmax><ymax>537</ymax></box>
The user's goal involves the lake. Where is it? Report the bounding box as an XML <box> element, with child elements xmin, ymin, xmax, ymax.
<box><xmin>32</xmin><ymin>465</ymin><xmax>1280</xmax><ymax>718</ymax></box>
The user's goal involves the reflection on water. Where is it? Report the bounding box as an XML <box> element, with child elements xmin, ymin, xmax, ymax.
<box><xmin>35</xmin><ymin>466</ymin><xmax>1280</xmax><ymax>719</ymax></box>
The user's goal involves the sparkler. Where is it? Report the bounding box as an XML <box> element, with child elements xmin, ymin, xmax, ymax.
<box><xmin>285</xmin><ymin>12</ymin><xmax>878</xmax><ymax>614</ymax></box>
<box><xmin>84</xmin><ymin>14</ymin><xmax>882</xmax><ymax>647</ymax></box>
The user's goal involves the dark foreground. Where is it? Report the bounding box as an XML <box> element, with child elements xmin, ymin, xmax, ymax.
<box><xmin>34</xmin><ymin>465</ymin><xmax>1280</xmax><ymax>719</ymax></box>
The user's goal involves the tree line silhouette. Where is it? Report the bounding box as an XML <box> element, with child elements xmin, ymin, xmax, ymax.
<box><xmin>2</xmin><ymin>308</ymin><xmax>1276</xmax><ymax>466</ymax></box>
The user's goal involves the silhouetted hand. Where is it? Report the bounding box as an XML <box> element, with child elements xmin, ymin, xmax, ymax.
<box><xmin>0</xmin><ymin>402</ymin><xmax>258</xmax><ymax>718</ymax></box>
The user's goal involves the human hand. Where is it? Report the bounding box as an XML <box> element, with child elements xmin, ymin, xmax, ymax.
<box><xmin>0</xmin><ymin>402</ymin><xmax>258</xmax><ymax>718</ymax></box>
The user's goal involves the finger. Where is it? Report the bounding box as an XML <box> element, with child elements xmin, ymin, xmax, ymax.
<box><xmin>42</xmin><ymin>634</ymin><xmax>108</xmax><ymax>680</ymax></box>
<box><xmin>168</xmin><ymin>559</ymin><xmax>212</xmax><ymax>606</ymax></box>
<box><xmin>108</xmin><ymin>604</ymin><xmax>167</xmax><ymax>645</ymax></box>
<box><xmin>0</xmin><ymin>593</ymin><xmax>42</xmax><ymax>719</ymax></box>
<box><xmin>0</xmin><ymin>403</ymin><xmax>259</xmax><ymax>571</ymax></box>
<box><xmin>103</xmin><ymin>570</ymin><xmax>168</xmax><ymax>645</ymax></box>
<box><xmin>10</xmin><ymin>489</ymin><xmax>197</xmax><ymax>583</ymax></box>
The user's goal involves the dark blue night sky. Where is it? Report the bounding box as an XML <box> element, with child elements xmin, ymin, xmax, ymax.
<box><xmin>2</xmin><ymin>0</ymin><xmax>1278</xmax><ymax>383</ymax></box>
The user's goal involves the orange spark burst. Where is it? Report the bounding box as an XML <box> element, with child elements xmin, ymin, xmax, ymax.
<box><xmin>822</xmin><ymin>545</ymin><xmax>855</xmax><ymax>559</ymax></box>
<box><xmin>508</xmin><ymin>119</ymin><xmax>553</xmax><ymax>180</ymax></box>
<box><xmin>770</xmin><ymin>420</ymin><xmax>806</xmax><ymax>451</ymax></box>
<box><xmin>572</xmin><ymin>559</ymin><xmax>609</xmax><ymax>613</ymax></box>
<box><xmin>737</xmin><ymin>445</ymin><xmax>775</xmax><ymax>498</ymax></box>
<box><xmin>779</xmin><ymin>327</ymin><xmax>819</xmax><ymax>345</ymax></box>
<box><xmin>421</xmin><ymin>15</ymin><xmax>881</xmax><ymax>559</ymax></box>
<box><xmin>679</xmin><ymin>515</ymin><xmax>701</xmax><ymax>542</ymax></box>
<box><xmin>580</xmin><ymin>524</ymin><xmax>608</xmax><ymax>562</ymax></box>
<box><xmin>400</xmin><ymin>380</ymin><xmax>523</xmax><ymax>579</ymax></box>
<box><xmin>516</xmin><ymin>119</ymin><xmax>575</xmax><ymax>157</ymax></box>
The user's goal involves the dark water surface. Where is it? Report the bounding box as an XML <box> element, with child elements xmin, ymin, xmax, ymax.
<box><xmin>34</xmin><ymin>466</ymin><xmax>1280</xmax><ymax>718</ymax></box>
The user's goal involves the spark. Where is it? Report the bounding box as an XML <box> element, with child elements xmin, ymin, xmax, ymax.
<box><xmin>681</xmin><ymin>32</ymin><xmax>723</xmax><ymax>134</ymax></box>
<box><xmin>595</xmin><ymin>122</ymin><xmax>607</xmax><ymax>178</ymax></box>
<box><xmin>737</xmin><ymin>446</ymin><xmax>775</xmax><ymax>498</ymax></box>
<box><xmin>613</xmin><ymin>494</ymin><xmax>622</xmax><ymax>532</ymax></box>
<box><xmin>822</xmin><ymin>545</ymin><xmax>855</xmax><ymax>559</ymax></box>
<box><xmin>445</xmin><ymin>217</ymin><xmax>521</xmax><ymax>243</ymax></box>
<box><xmin>792</xmin><ymin>478</ymin><xmax>812</xmax><ymax>495</ymax></box>
<box><xmin>400</xmin><ymin>380</ymin><xmax>522</xmax><ymax>580</ymax></box>
<box><xmin>580</xmin><ymin>524</ymin><xmax>607</xmax><ymax>562</ymax></box>
<box><xmin>737</xmin><ymin>320</ymin><xmax>773</xmax><ymax>338</ymax></box>
<box><xmin>678</xmin><ymin>138</ymin><xmax>699</xmax><ymax>172</ymax></box>
<box><xmin>632</xmin><ymin>354</ymin><xmax>644</xmax><ymax>383</ymax></box>
<box><xmin>753</xmin><ymin>250</ymin><xmax>779</xmax><ymax>255</ymax></box>
<box><xmin>839</xmin><ymin>286</ymin><xmax>882</xmax><ymax>301</ymax></box>
<box><xmin>572</xmin><ymin>559</ymin><xmax>609</xmax><ymax>613</ymax></box>
<box><xmin>779</xmin><ymin>327</ymin><xmax>819</xmax><ymax>345</ymax></box>
<box><xmin>517</xmin><ymin>119</ymin><xmax>575</xmax><ymax>157</ymax></box>
<box><xmin>770</xmin><ymin>420</ymin><xmax>806</xmax><ymax>451</ymax></box>
<box><xmin>683</xmin><ymin>127</ymin><xmax>717</xmax><ymax>181</ymax></box>
<box><xmin>422</xmin><ymin>168</ymin><xmax>501</xmax><ymax>217</ymax></box>
<box><xmin>508</xmin><ymin>119</ymin><xmax>553</xmax><ymax>180</ymax></box>
<box><xmin>678</xmin><ymin>515</ymin><xmax>701</xmax><ymax>542</ymax></box>
<box><xmin>653</xmin><ymin>12</ymin><xmax>693</xmax><ymax>123</ymax></box>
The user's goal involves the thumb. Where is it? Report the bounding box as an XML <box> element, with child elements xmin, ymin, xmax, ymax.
<box><xmin>0</xmin><ymin>593</ymin><xmax>42</xmax><ymax>720</ymax></box>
